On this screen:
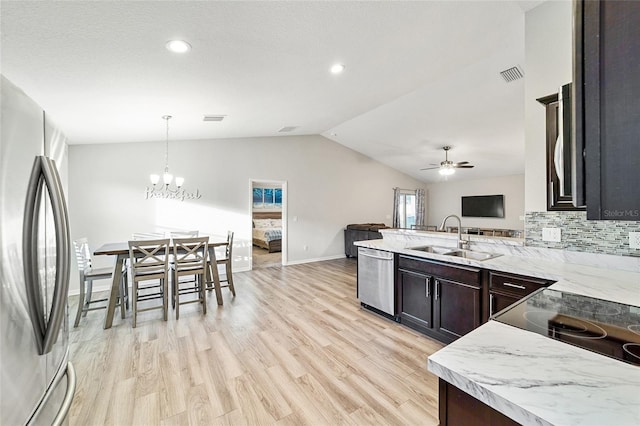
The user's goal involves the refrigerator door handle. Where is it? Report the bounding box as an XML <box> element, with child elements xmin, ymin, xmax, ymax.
<box><xmin>23</xmin><ymin>156</ymin><xmax>47</xmax><ymax>354</ymax></box>
<box><xmin>22</xmin><ymin>156</ymin><xmax>71</xmax><ymax>355</ymax></box>
<box><xmin>52</xmin><ymin>362</ymin><xmax>76</xmax><ymax>426</ymax></box>
<box><xmin>41</xmin><ymin>157</ymin><xmax>71</xmax><ymax>355</ymax></box>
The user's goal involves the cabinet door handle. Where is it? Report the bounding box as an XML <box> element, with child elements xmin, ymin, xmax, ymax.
<box><xmin>425</xmin><ymin>278</ymin><xmax>430</xmax><ymax>299</ymax></box>
<box><xmin>490</xmin><ymin>293</ymin><xmax>494</xmax><ymax>316</ymax></box>
<box><xmin>435</xmin><ymin>280</ymin><xmax>440</xmax><ymax>300</ymax></box>
<box><xmin>502</xmin><ymin>282</ymin><xmax>526</xmax><ymax>290</ymax></box>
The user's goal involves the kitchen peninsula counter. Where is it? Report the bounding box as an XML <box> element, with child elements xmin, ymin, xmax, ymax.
<box><xmin>354</xmin><ymin>234</ymin><xmax>640</xmax><ymax>425</ymax></box>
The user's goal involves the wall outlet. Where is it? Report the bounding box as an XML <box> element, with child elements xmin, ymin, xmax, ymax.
<box><xmin>630</xmin><ymin>232</ymin><xmax>640</xmax><ymax>249</ymax></box>
<box><xmin>542</xmin><ymin>227</ymin><xmax>562</xmax><ymax>242</ymax></box>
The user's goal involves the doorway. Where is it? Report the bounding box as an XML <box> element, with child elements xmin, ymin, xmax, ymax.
<box><xmin>250</xmin><ymin>180</ymin><xmax>287</xmax><ymax>270</ymax></box>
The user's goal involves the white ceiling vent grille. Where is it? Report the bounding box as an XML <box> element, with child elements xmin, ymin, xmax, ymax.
<box><xmin>278</xmin><ymin>126</ymin><xmax>298</xmax><ymax>133</ymax></box>
<box><xmin>203</xmin><ymin>115</ymin><xmax>226</xmax><ymax>122</ymax></box>
<box><xmin>499</xmin><ymin>66</ymin><xmax>524</xmax><ymax>83</ymax></box>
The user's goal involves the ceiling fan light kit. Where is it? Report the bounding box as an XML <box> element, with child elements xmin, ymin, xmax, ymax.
<box><xmin>421</xmin><ymin>146</ymin><xmax>475</xmax><ymax>175</ymax></box>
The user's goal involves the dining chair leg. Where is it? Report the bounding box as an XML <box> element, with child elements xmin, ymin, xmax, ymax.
<box><xmin>132</xmin><ymin>281</ymin><xmax>138</xmax><ymax>328</ymax></box>
<box><xmin>83</xmin><ymin>279</ymin><xmax>93</xmax><ymax>317</ymax></box>
<box><xmin>119</xmin><ymin>273</ymin><xmax>126</xmax><ymax>320</ymax></box>
<box><xmin>163</xmin><ymin>278</ymin><xmax>168</xmax><ymax>321</ymax></box>
<box><xmin>174</xmin><ymin>277</ymin><xmax>179</xmax><ymax>320</ymax></box>
<box><xmin>74</xmin><ymin>278</ymin><xmax>86</xmax><ymax>328</ymax></box>
<box><xmin>201</xmin><ymin>274</ymin><xmax>207</xmax><ymax>315</ymax></box>
<box><xmin>225</xmin><ymin>262</ymin><xmax>236</xmax><ymax>297</ymax></box>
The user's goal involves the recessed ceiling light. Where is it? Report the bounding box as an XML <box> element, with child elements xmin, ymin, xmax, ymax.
<box><xmin>166</xmin><ymin>40</ymin><xmax>191</xmax><ymax>53</ymax></box>
<box><xmin>330</xmin><ymin>63</ymin><xmax>345</xmax><ymax>74</ymax></box>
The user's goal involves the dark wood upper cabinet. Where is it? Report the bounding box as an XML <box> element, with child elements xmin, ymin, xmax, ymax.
<box><xmin>574</xmin><ymin>0</ymin><xmax>640</xmax><ymax>220</ymax></box>
<box><xmin>538</xmin><ymin>84</ymin><xmax>584</xmax><ymax>211</ymax></box>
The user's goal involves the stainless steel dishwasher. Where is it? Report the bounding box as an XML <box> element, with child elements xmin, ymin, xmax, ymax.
<box><xmin>357</xmin><ymin>247</ymin><xmax>395</xmax><ymax>317</ymax></box>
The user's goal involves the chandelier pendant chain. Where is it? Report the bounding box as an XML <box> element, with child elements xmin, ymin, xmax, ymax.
<box><xmin>164</xmin><ymin>115</ymin><xmax>170</xmax><ymax>176</ymax></box>
<box><xmin>145</xmin><ymin>115</ymin><xmax>202</xmax><ymax>201</ymax></box>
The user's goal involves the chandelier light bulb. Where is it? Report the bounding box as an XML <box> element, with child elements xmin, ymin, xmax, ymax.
<box><xmin>163</xmin><ymin>172</ymin><xmax>173</xmax><ymax>185</ymax></box>
<box><xmin>150</xmin><ymin>174</ymin><xmax>160</xmax><ymax>185</ymax></box>
<box><xmin>175</xmin><ymin>177</ymin><xmax>184</xmax><ymax>188</ymax></box>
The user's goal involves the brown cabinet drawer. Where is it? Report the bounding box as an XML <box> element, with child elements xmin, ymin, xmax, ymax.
<box><xmin>489</xmin><ymin>271</ymin><xmax>552</xmax><ymax>297</ymax></box>
<box><xmin>399</xmin><ymin>256</ymin><xmax>481</xmax><ymax>287</ymax></box>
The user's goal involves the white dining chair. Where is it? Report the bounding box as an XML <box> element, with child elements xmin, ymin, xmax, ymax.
<box><xmin>73</xmin><ymin>238</ymin><xmax>127</xmax><ymax>327</ymax></box>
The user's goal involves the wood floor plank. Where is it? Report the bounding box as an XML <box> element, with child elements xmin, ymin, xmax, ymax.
<box><xmin>132</xmin><ymin>391</ymin><xmax>161</xmax><ymax>425</ymax></box>
<box><xmin>69</xmin><ymin>259</ymin><xmax>444</xmax><ymax>426</ymax></box>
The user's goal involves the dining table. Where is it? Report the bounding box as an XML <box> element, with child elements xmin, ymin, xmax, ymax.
<box><xmin>94</xmin><ymin>237</ymin><xmax>228</xmax><ymax>329</ymax></box>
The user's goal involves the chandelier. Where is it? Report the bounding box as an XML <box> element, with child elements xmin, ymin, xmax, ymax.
<box><xmin>145</xmin><ymin>115</ymin><xmax>201</xmax><ymax>201</ymax></box>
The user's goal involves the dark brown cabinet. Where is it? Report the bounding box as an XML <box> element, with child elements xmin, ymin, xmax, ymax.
<box><xmin>438</xmin><ymin>379</ymin><xmax>519</xmax><ymax>426</ymax></box>
<box><xmin>398</xmin><ymin>255</ymin><xmax>482</xmax><ymax>344</ymax></box>
<box><xmin>488</xmin><ymin>271</ymin><xmax>553</xmax><ymax>317</ymax></box>
<box><xmin>399</xmin><ymin>269</ymin><xmax>433</xmax><ymax>330</ymax></box>
<box><xmin>537</xmin><ymin>85</ymin><xmax>585</xmax><ymax>211</ymax></box>
<box><xmin>574</xmin><ymin>0</ymin><xmax>640</xmax><ymax>220</ymax></box>
<box><xmin>435</xmin><ymin>278</ymin><xmax>481</xmax><ymax>341</ymax></box>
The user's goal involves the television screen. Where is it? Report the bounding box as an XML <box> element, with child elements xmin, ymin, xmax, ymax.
<box><xmin>461</xmin><ymin>195</ymin><xmax>505</xmax><ymax>218</ymax></box>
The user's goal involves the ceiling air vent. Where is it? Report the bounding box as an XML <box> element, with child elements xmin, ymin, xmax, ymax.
<box><xmin>499</xmin><ymin>66</ymin><xmax>524</xmax><ymax>83</ymax></box>
<box><xmin>203</xmin><ymin>115</ymin><xmax>226</xmax><ymax>122</ymax></box>
<box><xmin>278</xmin><ymin>126</ymin><xmax>298</xmax><ymax>133</ymax></box>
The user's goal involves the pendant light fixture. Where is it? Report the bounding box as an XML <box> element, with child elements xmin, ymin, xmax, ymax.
<box><xmin>145</xmin><ymin>115</ymin><xmax>201</xmax><ymax>201</ymax></box>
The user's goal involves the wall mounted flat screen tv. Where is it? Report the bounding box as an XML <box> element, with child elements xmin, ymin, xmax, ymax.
<box><xmin>462</xmin><ymin>195</ymin><xmax>505</xmax><ymax>218</ymax></box>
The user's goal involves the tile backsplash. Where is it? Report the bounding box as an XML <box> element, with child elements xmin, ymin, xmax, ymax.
<box><xmin>525</xmin><ymin>211</ymin><xmax>640</xmax><ymax>257</ymax></box>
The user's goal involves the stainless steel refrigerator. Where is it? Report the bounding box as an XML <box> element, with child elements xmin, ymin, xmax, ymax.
<box><xmin>1</xmin><ymin>76</ymin><xmax>76</xmax><ymax>425</ymax></box>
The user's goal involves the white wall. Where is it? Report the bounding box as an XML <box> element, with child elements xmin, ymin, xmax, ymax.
<box><xmin>68</xmin><ymin>134</ymin><xmax>424</xmax><ymax>293</ymax></box>
<box><xmin>425</xmin><ymin>174</ymin><xmax>525</xmax><ymax>230</ymax></box>
<box><xmin>524</xmin><ymin>1</ymin><xmax>572</xmax><ymax>212</ymax></box>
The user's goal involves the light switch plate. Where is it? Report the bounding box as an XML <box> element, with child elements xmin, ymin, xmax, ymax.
<box><xmin>542</xmin><ymin>227</ymin><xmax>562</xmax><ymax>242</ymax></box>
<box><xmin>630</xmin><ymin>232</ymin><xmax>640</xmax><ymax>249</ymax></box>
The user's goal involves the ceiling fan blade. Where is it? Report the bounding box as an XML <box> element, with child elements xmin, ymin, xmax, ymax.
<box><xmin>420</xmin><ymin>166</ymin><xmax>440</xmax><ymax>171</ymax></box>
<box><xmin>455</xmin><ymin>165</ymin><xmax>475</xmax><ymax>169</ymax></box>
<box><xmin>455</xmin><ymin>161</ymin><xmax>470</xmax><ymax>166</ymax></box>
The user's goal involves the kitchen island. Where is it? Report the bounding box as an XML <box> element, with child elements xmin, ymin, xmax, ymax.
<box><xmin>355</xmin><ymin>230</ymin><xmax>640</xmax><ymax>425</ymax></box>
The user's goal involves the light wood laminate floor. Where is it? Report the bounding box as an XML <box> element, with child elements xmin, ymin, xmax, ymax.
<box><xmin>68</xmin><ymin>259</ymin><xmax>444</xmax><ymax>425</ymax></box>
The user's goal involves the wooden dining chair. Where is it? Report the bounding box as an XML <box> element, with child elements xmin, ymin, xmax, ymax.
<box><xmin>207</xmin><ymin>231</ymin><xmax>236</xmax><ymax>298</ymax></box>
<box><xmin>128</xmin><ymin>238</ymin><xmax>170</xmax><ymax>328</ymax></box>
<box><xmin>73</xmin><ymin>238</ymin><xmax>127</xmax><ymax>327</ymax></box>
<box><xmin>171</xmin><ymin>236</ymin><xmax>209</xmax><ymax>319</ymax></box>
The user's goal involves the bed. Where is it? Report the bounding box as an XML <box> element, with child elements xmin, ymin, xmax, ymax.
<box><xmin>252</xmin><ymin>211</ymin><xmax>282</xmax><ymax>253</ymax></box>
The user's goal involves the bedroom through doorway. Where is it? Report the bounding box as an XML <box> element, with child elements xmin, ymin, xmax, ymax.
<box><xmin>250</xmin><ymin>180</ymin><xmax>286</xmax><ymax>270</ymax></box>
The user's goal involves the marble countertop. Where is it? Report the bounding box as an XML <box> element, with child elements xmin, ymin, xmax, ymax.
<box><xmin>354</xmin><ymin>238</ymin><xmax>640</xmax><ymax>307</ymax></box>
<box><xmin>354</xmin><ymin>235</ymin><xmax>640</xmax><ymax>425</ymax></box>
<box><xmin>428</xmin><ymin>321</ymin><xmax>640</xmax><ymax>426</ymax></box>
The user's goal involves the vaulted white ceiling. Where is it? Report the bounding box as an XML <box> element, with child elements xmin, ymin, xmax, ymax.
<box><xmin>1</xmin><ymin>1</ymin><xmax>544</xmax><ymax>183</ymax></box>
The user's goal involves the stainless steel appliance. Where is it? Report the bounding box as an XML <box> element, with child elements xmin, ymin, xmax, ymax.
<box><xmin>357</xmin><ymin>247</ymin><xmax>395</xmax><ymax>317</ymax></box>
<box><xmin>1</xmin><ymin>76</ymin><xmax>76</xmax><ymax>425</ymax></box>
<box><xmin>493</xmin><ymin>287</ymin><xmax>640</xmax><ymax>367</ymax></box>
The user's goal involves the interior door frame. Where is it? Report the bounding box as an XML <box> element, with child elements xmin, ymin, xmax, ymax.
<box><xmin>249</xmin><ymin>179</ymin><xmax>287</xmax><ymax>270</ymax></box>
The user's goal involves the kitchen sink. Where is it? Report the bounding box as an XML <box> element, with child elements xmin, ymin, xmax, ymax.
<box><xmin>406</xmin><ymin>245</ymin><xmax>501</xmax><ymax>261</ymax></box>
<box><xmin>444</xmin><ymin>249</ymin><xmax>502</xmax><ymax>261</ymax></box>
<box><xmin>406</xmin><ymin>245</ymin><xmax>454</xmax><ymax>254</ymax></box>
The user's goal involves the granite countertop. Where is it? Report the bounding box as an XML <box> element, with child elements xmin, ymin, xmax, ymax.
<box><xmin>354</xmin><ymin>235</ymin><xmax>640</xmax><ymax>425</ymax></box>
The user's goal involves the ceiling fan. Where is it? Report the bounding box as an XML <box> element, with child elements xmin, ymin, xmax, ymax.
<box><xmin>420</xmin><ymin>146</ymin><xmax>474</xmax><ymax>176</ymax></box>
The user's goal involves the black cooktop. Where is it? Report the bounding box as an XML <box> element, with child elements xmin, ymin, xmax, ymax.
<box><xmin>493</xmin><ymin>288</ymin><xmax>640</xmax><ymax>366</ymax></box>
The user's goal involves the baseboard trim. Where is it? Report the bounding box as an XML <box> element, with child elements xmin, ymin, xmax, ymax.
<box><xmin>285</xmin><ymin>254</ymin><xmax>346</xmax><ymax>266</ymax></box>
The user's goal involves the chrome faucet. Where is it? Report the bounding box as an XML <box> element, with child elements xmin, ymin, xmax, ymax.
<box><xmin>438</xmin><ymin>214</ymin><xmax>468</xmax><ymax>250</ymax></box>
